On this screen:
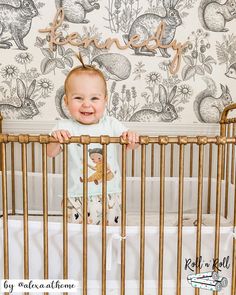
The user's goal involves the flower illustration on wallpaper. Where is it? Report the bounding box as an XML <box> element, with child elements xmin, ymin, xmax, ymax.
<box><xmin>35</xmin><ymin>23</ymin><xmax>75</xmax><ymax>75</ymax></box>
<box><xmin>216</xmin><ymin>34</ymin><xmax>236</xmax><ymax>79</ymax></box>
<box><xmin>132</xmin><ymin>61</ymin><xmax>146</xmax><ymax>80</ymax></box>
<box><xmin>182</xmin><ymin>29</ymin><xmax>217</xmax><ymax>81</ymax></box>
<box><xmin>0</xmin><ymin>52</ymin><xmax>54</xmax><ymax>119</ymax></box>
<box><xmin>104</xmin><ymin>0</ymin><xmax>142</xmax><ymax>33</ymax></box>
<box><xmin>107</xmin><ymin>82</ymin><xmax>139</xmax><ymax>121</ymax></box>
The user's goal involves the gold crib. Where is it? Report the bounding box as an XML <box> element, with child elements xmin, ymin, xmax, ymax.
<box><xmin>0</xmin><ymin>105</ymin><xmax>236</xmax><ymax>295</ymax></box>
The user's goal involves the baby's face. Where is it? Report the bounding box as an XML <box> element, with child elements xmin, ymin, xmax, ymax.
<box><xmin>65</xmin><ymin>72</ymin><xmax>107</xmax><ymax>124</ymax></box>
<box><xmin>90</xmin><ymin>153</ymin><xmax>102</xmax><ymax>163</ymax></box>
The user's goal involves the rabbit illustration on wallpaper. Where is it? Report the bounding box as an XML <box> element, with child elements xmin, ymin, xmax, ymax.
<box><xmin>55</xmin><ymin>0</ymin><xmax>100</xmax><ymax>24</ymax></box>
<box><xmin>129</xmin><ymin>85</ymin><xmax>178</xmax><ymax>122</ymax></box>
<box><xmin>123</xmin><ymin>0</ymin><xmax>182</xmax><ymax>58</ymax></box>
<box><xmin>0</xmin><ymin>0</ymin><xmax>38</xmax><ymax>50</ymax></box>
<box><xmin>199</xmin><ymin>0</ymin><xmax>236</xmax><ymax>32</ymax></box>
<box><xmin>194</xmin><ymin>77</ymin><xmax>232</xmax><ymax>123</ymax></box>
<box><xmin>0</xmin><ymin>78</ymin><xmax>39</xmax><ymax>119</ymax></box>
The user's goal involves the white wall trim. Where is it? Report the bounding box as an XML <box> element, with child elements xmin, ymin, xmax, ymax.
<box><xmin>2</xmin><ymin>120</ymin><xmax>220</xmax><ymax>136</ymax></box>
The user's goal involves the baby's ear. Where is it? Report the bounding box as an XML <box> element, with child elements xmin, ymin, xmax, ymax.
<box><xmin>64</xmin><ymin>95</ymin><xmax>68</xmax><ymax>105</ymax></box>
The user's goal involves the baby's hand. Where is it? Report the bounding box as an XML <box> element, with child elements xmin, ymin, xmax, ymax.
<box><xmin>122</xmin><ymin>130</ymin><xmax>139</xmax><ymax>150</ymax></box>
<box><xmin>51</xmin><ymin>129</ymin><xmax>71</xmax><ymax>143</ymax></box>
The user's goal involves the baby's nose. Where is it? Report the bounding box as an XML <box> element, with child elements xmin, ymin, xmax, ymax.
<box><xmin>82</xmin><ymin>100</ymin><xmax>91</xmax><ymax>107</ymax></box>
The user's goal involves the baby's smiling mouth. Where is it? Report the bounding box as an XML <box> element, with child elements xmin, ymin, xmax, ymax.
<box><xmin>81</xmin><ymin>112</ymin><xmax>93</xmax><ymax>116</ymax></box>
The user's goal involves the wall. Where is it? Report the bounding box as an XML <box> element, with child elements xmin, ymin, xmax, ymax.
<box><xmin>0</xmin><ymin>0</ymin><xmax>235</xmax><ymax>124</ymax></box>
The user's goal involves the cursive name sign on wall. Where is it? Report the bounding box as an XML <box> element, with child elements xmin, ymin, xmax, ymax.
<box><xmin>39</xmin><ymin>8</ymin><xmax>188</xmax><ymax>74</ymax></box>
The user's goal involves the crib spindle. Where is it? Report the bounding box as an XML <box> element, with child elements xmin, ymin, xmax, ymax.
<box><xmin>151</xmin><ymin>143</ymin><xmax>154</xmax><ymax>177</ymax></box>
<box><xmin>231</xmin><ymin>123</ymin><xmax>236</xmax><ymax>184</ymax></box>
<box><xmin>189</xmin><ymin>143</ymin><xmax>193</xmax><ymax>177</ymax></box>
<box><xmin>170</xmin><ymin>143</ymin><xmax>174</xmax><ymax>177</ymax></box>
<box><xmin>1</xmin><ymin>140</ymin><xmax>9</xmax><ymax>287</ymax></box>
<box><xmin>11</xmin><ymin>142</ymin><xmax>16</xmax><ymax>215</ymax></box>
<box><xmin>140</xmin><ymin>136</ymin><xmax>148</xmax><ymax>295</ymax></box>
<box><xmin>213</xmin><ymin>137</ymin><xmax>223</xmax><ymax>295</ymax></box>
<box><xmin>121</xmin><ymin>142</ymin><xmax>127</xmax><ymax>295</ymax></box>
<box><xmin>231</xmin><ymin>159</ymin><xmax>236</xmax><ymax>295</ymax></box>
<box><xmin>132</xmin><ymin>149</ymin><xmax>135</xmax><ymax>177</ymax></box>
<box><xmin>20</xmin><ymin>136</ymin><xmax>29</xmax><ymax>295</ymax></box>
<box><xmin>207</xmin><ymin>143</ymin><xmax>213</xmax><ymax>214</ymax></box>
<box><xmin>176</xmin><ymin>137</ymin><xmax>187</xmax><ymax>295</ymax></box>
<box><xmin>62</xmin><ymin>143</ymin><xmax>68</xmax><ymax>295</ymax></box>
<box><xmin>195</xmin><ymin>138</ymin><xmax>206</xmax><ymax>295</ymax></box>
<box><xmin>101</xmin><ymin>136</ymin><xmax>109</xmax><ymax>295</ymax></box>
<box><xmin>81</xmin><ymin>136</ymin><xmax>89</xmax><ymax>295</ymax></box>
<box><xmin>31</xmin><ymin>142</ymin><xmax>35</xmax><ymax>172</ymax></box>
<box><xmin>224</xmin><ymin>124</ymin><xmax>231</xmax><ymax>218</ymax></box>
<box><xmin>41</xmin><ymin>137</ymin><xmax>49</xmax><ymax>288</ymax></box>
<box><xmin>158</xmin><ymin>137</ymin><xmax>167</xmax><ymax>295</ymax></box>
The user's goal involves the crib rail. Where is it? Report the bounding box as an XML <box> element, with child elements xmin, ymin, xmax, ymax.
<box><xmin>0</xmin><ymin>134</ymin><xmax>236</xmax><ymax>295</ymax></box>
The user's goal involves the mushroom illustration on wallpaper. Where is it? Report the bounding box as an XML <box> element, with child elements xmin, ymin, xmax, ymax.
<box><xmin>0</xmin><ymin>0</ymin><xmax>38</xmax><ymax>50</ymax></box>
<box><xmin>55</xmin><ymin>0</ymin><xmax>100</xmax><ymax>24</ymax></box>
<box><xmin>123</xmin><ymin>0</ymin><xmax>182</xmax><ymax>57</ymax></box>
<box><xmin>91</xmin><ymin>53</ymin><xmax>131</xmax><ymax>81</ymax></box>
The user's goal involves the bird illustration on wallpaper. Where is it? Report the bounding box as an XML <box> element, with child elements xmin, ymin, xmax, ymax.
<box><xmin>123</xmin><ymin>0</ymin><xmax>182</xmax><ymax>57</ymax></box>
<box><xmin>0</xmin><ymin>0</ymin><xmax>38</xmax><ymax>50</ymax></box>
<box><xmin>55</xmin><ymin>0</ymin><xmax>100</xmax><ymax>24</ymax></box>
<box><xmin>129</xmin><ymin>84</ymin><xmax>178</xmax><ymax>122</ymax></box>
<box><xmin>194</xmin><ymin>77</ymin><xmax>233</xmax><ymax>123</ymax></box>
<box><xmin>199</xmin><ymin>0</ymin><xmax>236</xmax><ymax>32</ymax></box>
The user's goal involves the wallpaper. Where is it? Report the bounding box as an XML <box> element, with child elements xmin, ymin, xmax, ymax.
<box><xmin>0</xmin><ymin>0</ymin><xmax>235</xmax><ymax>123</ymax></box>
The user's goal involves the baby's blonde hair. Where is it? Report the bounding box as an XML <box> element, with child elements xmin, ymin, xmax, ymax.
<box><xmin>64</xmin><ymin>53</ymin><xmax>108</xmax><ymax>97</ymax></box>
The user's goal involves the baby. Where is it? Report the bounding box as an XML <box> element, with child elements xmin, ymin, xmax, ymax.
<box><xmin>47</xmin><ymin>55</ymin><xmax>139</xmax><ymax>225</ymax></box>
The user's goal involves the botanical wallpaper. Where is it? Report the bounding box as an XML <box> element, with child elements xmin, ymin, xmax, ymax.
<box><xmin>0</xmin><ymin>0</ymin><xmax>236</xmax><ymax>123</ymax></box>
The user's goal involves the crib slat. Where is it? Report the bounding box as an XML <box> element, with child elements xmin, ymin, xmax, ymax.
<box><xmin>82</xmin><ymin>140</ymin><xmax>88</xmax><ymax>295</ymax></box>
<box><xmin>207</xmin><ymin>143</ymin><xmax>212</xmax><ymax>214</ymax></box>
<box><xmin>42</xmin><ymin>142</ymin><xmax>49</xmax><ymax>284</ymax></box>
<box><xmin>21</xmin><ymin>141</ymin><xmax>29</xmax><ymax>295</ymax></box>
<box><xmin>151</xmin><ymin>143</ymin><xmax>154</xmax><ymax>177</ymax></box>
<box><xmin>31</xmin><ymin>142</ymin><xmax>35</xmax><ymax>172</ymax></box>
<box><xmin>189</xmin><ymin>143</ymin><xmax>193</xmax><ymax>177</ymax></box>
<box><xmin>170</xmin><ymin>143</ymin><xmax>174</xmax><ymax>177</ymax></box>
<box><xmin>140</xmin><ymin>139</ymin><xmax>147</xmax><ymax>295</ymax></box>
<box><xmin>121</xmin><ymin>143</ymin><xmax>127</xmax><ymax>295</ymax></box>
<box><xmin>176</xmin><ymin>138</ymin><xmax>186</xmax><ymax>295</ymax></box>
<box><xmin>132</xmin><ymin>149</ymin><xmax>135</xmax><ymax>177</ymax></box>
<box><xmin>231</xmin><ymin>124</ymin><xmax>236</xmax><ymax>184</ymax></box>
<box><xmin>195</xmin><ymin>141</ymin><xmax>205</xmax><ymax>295</ymax></box>
<box><xmin>62</xmin><ymin>144</ymin><xmax>68</xmax><ymax>295</ymax></box>
<box><xmin>101</xmin><ymin>138</ymin><xmax>108</xmax><ymax>295</ymax></box>
<box><xmin>1</xmin><ymin>142</ymin><xmax>9</xmax><ymax>282</ymax></box>
<box><xmin>158</xmin><ymin>141</ymin><xmax>166</xmax><ymax>295</ymax></box>
<box><xmin>231</xmin><ymin>161</ymin><xmax>236</xmax><ymax>295</ymax></box>
<box><xmin>11</xmin><ymin>142</ymin><xmax>15</xmax><ymax>215</ymax></box>
<box><xmin>213</xmin><ymin>142</ymin><xmax>223</xmax><ymax>295</ymax></box>
<box><xmin>224</xmin><ymin>124</ymin><xmax>230</xmax><ymax>218</ymax></box>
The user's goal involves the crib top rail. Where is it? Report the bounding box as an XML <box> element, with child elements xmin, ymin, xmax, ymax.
<box><xmin>0</xmin><ymin>134</ymin><xmax>236</xmax><ymax>145</ymax></box>
<box><xmin>220</xmin><ymin>103</ymin><xmax>236</xmax><ymax>136</ymax></box>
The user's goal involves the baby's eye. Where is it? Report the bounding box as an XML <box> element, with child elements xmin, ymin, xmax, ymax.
<box><xmin>91</xmin><ymin>97</ymin><xmax>100</xmax><ymax>101</ymax></box>
<box><xmin>74</xmin><ymin>97</ymin><xmax>83</xmax><ymax>100</ymax></box>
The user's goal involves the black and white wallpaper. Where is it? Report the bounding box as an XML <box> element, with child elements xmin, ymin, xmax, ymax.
<box><xmin>0</xmin><ymin>0</ymin><xmax>236</xmax><ymax>123</ymax></box>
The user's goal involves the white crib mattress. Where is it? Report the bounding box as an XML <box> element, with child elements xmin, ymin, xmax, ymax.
<box><xmin>3</xmin><ymin>212</ymin><xmax>233</xmax><ymax>227</ymax></box>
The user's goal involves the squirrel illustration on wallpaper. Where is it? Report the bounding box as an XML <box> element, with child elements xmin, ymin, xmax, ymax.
<box><xmin>55</xmin><ymin>0</ymin><xmax>100</xmax><ymax>24</ymax></box>
<box><xmin>194</xmin><ymin>77</ymin><xmax>233</xmax><ymax>123</ymax></box>
<box><xmin>199</xmin><ymin>0</ymin><xmax>236</xmax><ymax>32</ymax></box>
<box><xmin>0</xmin><ymin>0</ymin><xmax>38</xmax><ymax>50</ymax></box>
